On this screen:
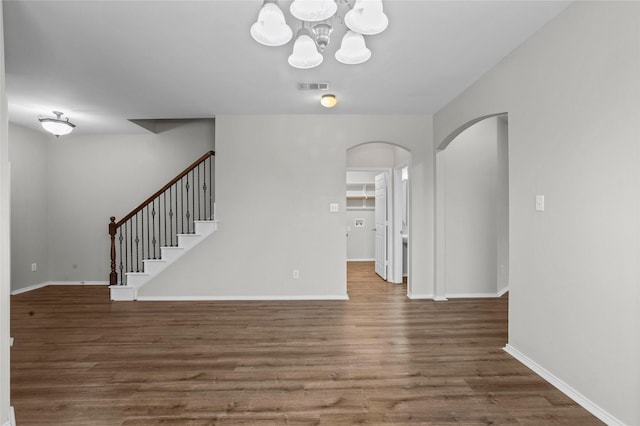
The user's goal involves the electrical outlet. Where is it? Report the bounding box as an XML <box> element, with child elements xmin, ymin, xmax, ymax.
<box><xmin>292</xmin><ymin>269</ymin><xmax>300</xmax><ymax>279</ymax></box>
<box><xmin>31</xmin><ymin>263</ymin><xmax>37</xmax><ymax>272</ymax></box>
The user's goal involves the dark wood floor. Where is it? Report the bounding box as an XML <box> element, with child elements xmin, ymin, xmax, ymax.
<box><xmin>10</xmin><ymin>262</ymin><xmax>602</xmax><ymax>425</ymax></box>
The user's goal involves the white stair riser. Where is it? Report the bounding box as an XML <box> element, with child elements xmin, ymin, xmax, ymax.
<box><xmin>160</xmin><ymin>247</ymin><xmax>185</xmax><ymax>262</ymax></box>
<box><xmin>126</xmin><ymin>273</ymin><xmax>149</xmax><ymax>287</ymax></box>
<box><xmin>143</xmin><ymin>260</ymin><xmax>168</xmax><ymax>275</ymax></box>
<box><xmin>194</xmin><ymin>221</ymin><xmax>217</xmax><ymax>235</ymax></box>
<box><xmin>110</xmin><ymin>285</ymin><xmax>136</xmax><ymax>301</ymax></box>
<box><xmin>177</xmin><ymin>234</ymin><xmax>202</xmax><ymax>250</ymax></box>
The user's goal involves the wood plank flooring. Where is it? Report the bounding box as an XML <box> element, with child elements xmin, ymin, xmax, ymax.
<box><xmin>10</xmin><ymin>262</ymin><xmax>603</xmax><ymax>425</ymax></box>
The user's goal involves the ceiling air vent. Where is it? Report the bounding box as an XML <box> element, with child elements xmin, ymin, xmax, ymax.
<box><xmin>297</xmin><ymin>82</ymin><xmax>330</xmax><ymax>91</ymax></box>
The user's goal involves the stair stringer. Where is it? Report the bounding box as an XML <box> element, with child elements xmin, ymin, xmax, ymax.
<box><xmin>109</xmin><ymin>220</ymin><xmax>218</xmax><ymax>301</ymax></box>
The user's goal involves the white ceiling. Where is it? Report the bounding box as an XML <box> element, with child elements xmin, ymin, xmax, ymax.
<box><xmin>4</xmin><ymin>0</ymin><xmax>571</xmax><ymax>134</ymax></box>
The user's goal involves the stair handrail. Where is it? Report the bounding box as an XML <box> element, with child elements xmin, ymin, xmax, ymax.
<box><xmin>109</xmin><ymin>150</ymin><xmax>215</xmax><ymax>285</ymax></box>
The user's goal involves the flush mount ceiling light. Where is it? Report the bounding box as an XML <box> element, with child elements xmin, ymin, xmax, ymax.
<box><xmin>38</xmin><ymin>111</ymin><xmax>76</xmax><ymax>136</ymax></box>
<box><xmin>250</xmin><ymin>0</ymin><xmax>387</xmax><ymax>69</ymax></box>
<box><xmin>320</xmin><ymin>94</ymin><xmax>338</xmax><ymax>108</ymax></box>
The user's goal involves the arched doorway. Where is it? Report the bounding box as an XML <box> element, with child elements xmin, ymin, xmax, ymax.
<box><xmin>346</xmin><ymin>142</ymin><xmax>412</xmax><ymax>296</ymax></box>
<box><xmin>435</xmin><ymin>114</ymin><xmax>509</xmax><ymax>299</ymax></box>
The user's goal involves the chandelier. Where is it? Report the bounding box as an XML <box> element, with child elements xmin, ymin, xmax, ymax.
<box><xmin>250</xmin><ymin>0</ymin><xmax>388</xmax><ymax>69</ymax></box>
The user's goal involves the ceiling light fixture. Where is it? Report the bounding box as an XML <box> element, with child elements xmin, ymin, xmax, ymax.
<box><xmin>38</xmin><ymin>111</ymin><xmax>76</xmax><ymax>136</ymax></box>
<box><xmin>250</xmin><ymin>0</ymin><xmax>387</xmax><ymax>69</ymax></box>
<box><xmin>344</xmin><ymin>0</ymin><xmax>389</xmax><ymax>35</ymax></box>
<box><xmin>250</xmin><ymin>1</ymin><xmax>293</xmax><ymax>47</ymax></box>
<box><xmin>288</xmin><ymin>28</ymin><xmax>324</xmax><ymax>69</ymax></box>
<box><xmin>335</xmin><ymin>30</ymin><xmax>371</xmax><ymax>64</ymax></box>
<box><xmin>320</xmin><ymin>94</ymin><xmax>338</xmax><ymax>108</ymax></box>
<box><xmin>290</xmin><ymin>0</ymin><xmax>338</xmax><ymax>22</ymax></box>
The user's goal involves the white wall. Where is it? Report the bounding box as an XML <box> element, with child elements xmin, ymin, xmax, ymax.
<box><xmin>9</xmin><ymin>125</ymin><xmax>49</xmax><ymax>290</ymax></box>
<box><xmin>434</xmin><ymin>2</ymin><xmax>639</xmax><ymax>424</ymax></box>
<box><xmin>346</xmin><ymin>210</ymin><xmax>375</xmax><ymax>261</ymax></box>
<box><xmin>139</xmin><ymin>115</ymin><xmax>434</xmax><ymax>299</ymax></box>
<box><xmin>8</xmin><ymin>120</ymin><xmax>214</xmax><ymax>291</ymax></box>
<box><xmin>346</xmin><ymin>170</ymin><xmax>377</xmax><ymax>261</ymax></box>
<box><xmin>443</xmin><ymin>117</ymin><xmax>498</xmax><ymax>296</ymax></box>
<box><xmin>496</xmin><ymin>116</ymin><xmax>509</xmax><ymax>294</ymax></box>
<box><xmin>0</xmin><ymin>2</ymin><xmax>12</xmax><ymax>423</ymax></box>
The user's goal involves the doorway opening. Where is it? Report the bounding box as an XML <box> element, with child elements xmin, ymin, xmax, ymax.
<box><xmin>346</xmin><ymin>142</ymin><xmax>411</xmax><ymax>297</ymax></box>
<box><xmin>435</xmin><ymin>114</ymin><xmax>509</xmax><ymax>300</ymax></box>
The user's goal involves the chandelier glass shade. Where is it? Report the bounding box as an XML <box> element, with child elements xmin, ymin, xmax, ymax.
<box><xmin>250</xmin><ymin>2</ymin><xmax>293</xmax><ymax>46</ymax></box>
<box><xmin>38</xmin><ymin>111</ymin><xmax>75</xmax><ymax>136</ymax></box>
<box><xmin>288</xmin><ymin>30</ymin><xmax>324</xmax><ymax>69</ymax></box>
<box><xmin>335</xmin><ymin>30</ymin><xmax>371</xmax><ymax>64</ymax></box>
<box><xmin>290</xmin><ymin>0</ymin><xmax>338</xmax><ymax>22</ymax></box>
<box><xmin>344</xmin><ymin>0</ymin><xmax>388</xmax><ymax>35</ymax></box>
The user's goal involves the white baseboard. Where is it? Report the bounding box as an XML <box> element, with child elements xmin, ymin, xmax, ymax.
<box><xmin>1</xmin><ymin>406</ymin><xmax>16</xmax><ymax>426</ymax></box>
<box><xmin>497</xmin><ymin>286</ymin><xmax>509</xmax><ymax>297</ymax></box>
<box><xmin>504</xmin><ymin>344</ymin><xmax>624</xmax><ymax>426</ymax></box>
<box><xmin>11</xmin><ymin>281</ymin><xmax>108</xmax><ymax>295</ymax></box>
<box><xmin>407</xmin><ymin>293</ymin><xmax>435</xmax><ymax>300</ymax></box>
<box><xmin>446</xmin><ymin>292</ymin><xmax>501</xmax><ymax>298</ymax></box>
<box><xmin>347</xmin><ymin>258</ymin><xmax>375</xmax><ymax>262</ymax></box>
<box><xmin>137</xmin><ymin>294</ymin><xmax>350</xmax><ymax>301</ymax></box>
<box><xmin>11</xmin><ymin>282</ymin><xmax>48</xmax><ymax>295</ymax></box>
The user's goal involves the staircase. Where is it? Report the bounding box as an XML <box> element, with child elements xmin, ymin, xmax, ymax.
<box><xmin>108</xmin><ymin>151</ymin><xmax>215</xmax><ymax>301</ymax></box>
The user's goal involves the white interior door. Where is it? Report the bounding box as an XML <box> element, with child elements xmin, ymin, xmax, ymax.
<box><xmin>375</xmin><ymin>172</ymin><xmax>388</xmax><ymax>279</ymax></box>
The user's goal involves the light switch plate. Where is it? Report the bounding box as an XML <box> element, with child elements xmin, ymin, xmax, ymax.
<box><xmin>535</xmin><ymin>195</ymin><xmax>545</xmax><ymax>212</ymax></box>
<box><xmin>329</xmin><ymin>203</ymin><xmax>339</xmax><ymax>213</ymax></box>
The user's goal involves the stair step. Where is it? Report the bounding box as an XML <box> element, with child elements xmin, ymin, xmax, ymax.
<box><xmin>143</xmin><ymin>259</ymin><xmax>168</xmax><ymax>275</ymax></box>
<box><xmin>194</xmin><ymin>220</ymin><xmax>218</xmax><ymax>235</ymax></box>
<box><xmin>177</xmin><ymin>233</ymin><xmax>204</xmax><ymax>250</ymax></box>
<box><xmin>109</xmin><ymin>285</ymin><xmax>136</xmax><ymax>301</ymax></box>
<box><xmin>160</xmin><ymin>246</ymin><xmax>185</xmax><ymax>262</ymax></box>
<box><xmin>125</xmin><ymin>272</ymin><xmax>150</xmax><ymax>287</ymax></box>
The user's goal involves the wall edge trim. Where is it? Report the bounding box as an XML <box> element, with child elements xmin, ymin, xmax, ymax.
<box><xmin>407</xmin><ymin>293</ymin><xmax>435</xmax><ymax>300</ymax></box>
<box><xmin>11</xmin><ymin>281</ymin><xmax>108</xmax><ymax>295</ymax></box>
<box><xmin>136</xmin><ymin>295</ymin><xmax>350</xmax><ymax>301</ymax></box>
<box><xmin>446</xmin><ymin>292</ymin><xmax>501</xmax><ymax>299</ymax></box>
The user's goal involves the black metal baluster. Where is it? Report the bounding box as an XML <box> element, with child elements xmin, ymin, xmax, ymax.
<box><xmin>135</xmin><ymin>213</ymin><xmax>140</xmax><ymax>272</ymax></box>
<box><xmin>191</xmin><ymin>169</ymin><xmax>195</xmax><ymax>229</ymax></box>
<box><xmin>197</xmin><ymin>164</ymin><xmax>201</xmax><ymax>221</ymax></box>
<box><xmin>209</xmin><ymin>156</ymin><xmax>215</xmax><ymax>220</ymax></box>
<box><xmin>175</xmin><ymin>183</ymin><xmax>179</xmax><ymax>243</ymax></box>
<box><xmin>201</xmin><ymin>163</ymin><xmax>207</xmax><ymax>220</ymax></box>
<box><xmin>124</xmin><ymin>222</ymin><xmax>129</xmax><ymax>280</ymax></box>
<box><xmin>141</xmin><ymin>207</ymin><xmax>146</xmax><ymax>270</ymax></box>
<box><xmin>185</xmin><ymin>174</ymin><xmax>191</xmax><ymax>233</ymax></box>
<box><xmin>163</xmin><ymin>192</ymin><xmax>167</xmax><ymax>250</ymax></box>
<box><xmin>169</xmin><ymin>186</ymin><xmax>174</xmax><ymax>246</ymax></box>
<box><xmin>180</xmin><ymin>179</ymin><xmax>184</xmax><ymax>234</ymax></box>
<box><xmin>151</xmin><ymin>199</ymin><xmax>157</xmax><ymax>259</ymax></box>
